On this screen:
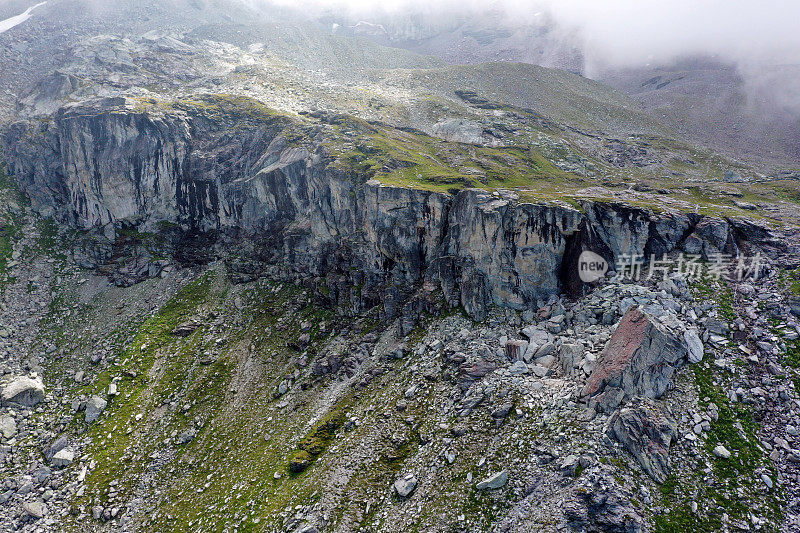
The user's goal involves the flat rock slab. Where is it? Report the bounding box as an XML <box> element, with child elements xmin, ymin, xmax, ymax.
<box><xmin>476</xmin><ymin>470</ymin><xmax>508</xmax><ymax>490</ymax></box>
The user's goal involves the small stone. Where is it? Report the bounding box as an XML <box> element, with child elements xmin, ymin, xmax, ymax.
<box><xmin>277</xmin><ymin>380</ymin><xmax>289</xmax><ymax>396</ymax></box>
<box><xmin>713</xmin><ymin>445</ymin><xmax>731</xmax><ymax>459</ymax></box>
<box><xmin>51</xmin><ymin>449</ymin><xmax>75</xmax><ymax>467</ymax></box>
<box><xmin>393</xmin><ymin>473</ymin><xmax>417</xmax><ymax>497</ymax></box>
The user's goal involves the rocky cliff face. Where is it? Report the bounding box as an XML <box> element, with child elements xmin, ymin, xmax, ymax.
<box><xmin>1</xmin><ymin>96</ymin><xmax>795</xmax><ymax>319</ymax></box>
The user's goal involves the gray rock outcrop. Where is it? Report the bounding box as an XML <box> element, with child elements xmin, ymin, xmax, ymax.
<box><xmin>607</xmin><ymin>405</ymin><xmax>676</xmax><ymax>483</ymax></box>
<box><xmin>2</xmin><ymin>96</ymin><xmax>793</xmax><ymax>318</ymax></box>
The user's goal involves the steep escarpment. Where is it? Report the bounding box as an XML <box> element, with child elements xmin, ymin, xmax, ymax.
<box><xmin>1</xmin><ymin>95</ymin><xmax>796</xmax><ymax>320</ymax></box>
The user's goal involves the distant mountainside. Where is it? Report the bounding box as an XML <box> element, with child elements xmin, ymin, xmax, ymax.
<box><xmin>316</xmin><ymin>6</ymin><xmax>800</xmax><ymax>170</ymax></box>
<box><xmin>598</xmin><ymin>59</ymin><xmax>800</xmax><ymax>167</ymax></box>
<box><xmin>320</xmin><ymin>8</ymin><xmax>585</xmax><ymax>73</ymax></box>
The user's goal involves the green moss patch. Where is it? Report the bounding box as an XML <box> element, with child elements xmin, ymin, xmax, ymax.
<box><xmin>77</xmin><ymin>272</ymin><xmax>221</xmax><ymax>506</ymax></box>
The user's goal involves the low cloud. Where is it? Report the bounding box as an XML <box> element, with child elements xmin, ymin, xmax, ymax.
<box><xmin>254</xmin><ymin>0</ymin><xmax>800</xmax><ymax>70</ymax></box>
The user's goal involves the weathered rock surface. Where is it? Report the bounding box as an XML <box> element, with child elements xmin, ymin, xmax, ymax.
<box><xmin>2</xmin><ymin>97</ymin><xmax>791</xmax><ymax>318</ymax></box>
<box><xmin>22</xmin><ymin>501</ymin><xmax>46</xmax><ymax>519</ymax></box>
<box><xmin>44</xmin><ymin>436</ymin><xmax>69</xmax><ymax>462</ymax></box>
<box><xmin>581</xmin><ymin>307</ymin><xmax>686</xmax><ymax>412</ymax></box>
<box><xmin>1</xmin><ymin>376</ymin><xmax>45</xmax><ymax>407</ymax></box>
<box><xmin>684</xmin><ymin>329</ymin><xmax>704</xmax><ymax>364</ymax></box>
<box><xmin>565</xmin><ymin>471</ymin><xmax>645</xmax><ymax>533</ymax></box>
<box><xmin>393</xmin><ymin>474</ymin><xmax>418</xmax><ymax>497</ymax></box>
<box><xmin>0</xmin><ymin>416</ymin><xmax>16</xmax><ymax>439</ymax></box>
<box><xmin>607</xmin><ymin>405</ymin><xmax>675</xmax><ymax>483</ymax></box>
<box><xmin>713</xmin><ymin>445</ymin><xmax>732</xmax><ymax>459</ymax></box>
<box><xmin>51</xmin><ymin>449</ymin><xmax>75</xmax><ymax>468</ymax></box>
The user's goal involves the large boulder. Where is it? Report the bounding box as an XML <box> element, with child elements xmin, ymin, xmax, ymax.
<box><xmin>681</xmin><ymin>218</ymin><xmax>736</xmax><ymax>259</ymax></box>
<box><xmin>607</xmin><ymin>405</ymin><xmax>676</xmax><ymax>483</ymax></box>
<box><xmin>1</xmin><ymin>376</ymin><xmax>45</xmax><ymax>407</ymax></box>
<box><xmin>581</xmin><ymin>308</ymin><xmax>686</xmax><ymax>412</ymax></box>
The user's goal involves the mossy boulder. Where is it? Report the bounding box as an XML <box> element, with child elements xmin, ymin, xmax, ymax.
<box><xmin>289</xmin><ymin>450</ymin><xmax>312</xmax><ymax>473</ymax></box>
<box><xmin>297</xmin><ymin>410</ymin><xmax>345</xmax><ymax>456</ymax></box>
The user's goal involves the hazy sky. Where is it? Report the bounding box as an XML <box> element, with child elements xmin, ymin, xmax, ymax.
<box><xmin>263</xmin><ymin>0</ymin><xmax>800</xmax><ymax>68</ymax></box>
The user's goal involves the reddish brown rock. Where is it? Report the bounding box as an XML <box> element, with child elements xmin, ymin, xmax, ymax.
<box><xmin>459</xmin><ymin>360</ymin><xmax>498</xmax><ymax>391</ymax></box>
<box><xmin>581</xmin><ymin>307</ymin><xmax>686</xmax><ymax>412</ymax></box>
<box><xmin>504</xmin><ymin>339</ymin><xmax>528</xmax><ymax>361</ymax></box>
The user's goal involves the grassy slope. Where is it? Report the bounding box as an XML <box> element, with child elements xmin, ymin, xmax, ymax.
<box><xmin>375</xmin><ymin>62</ymin><xmax>670</xmax><ymax>136</ymax></box>
<box><xmin>654</xmin><ymin>277</ymin><xmax>783</xmax><ymax>532</ymax></box>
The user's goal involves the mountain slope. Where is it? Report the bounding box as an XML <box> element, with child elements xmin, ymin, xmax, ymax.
<box><xmin>0</xmin><ymin>4</ymin><xmax>799</xmax><ymax>533</ymax></box>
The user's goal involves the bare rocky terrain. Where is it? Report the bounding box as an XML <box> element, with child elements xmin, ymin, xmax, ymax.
<box><xmin>0</xmin><ymin>1</ymin><xmax>799</xmax><ymax>532</ymax></box>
